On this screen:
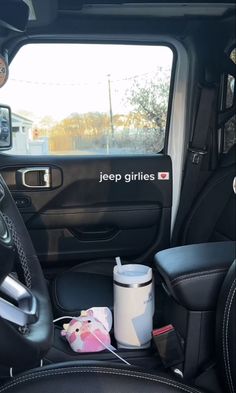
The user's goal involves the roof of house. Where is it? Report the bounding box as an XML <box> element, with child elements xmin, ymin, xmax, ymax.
<box><xmin>12</xmin><ymin>113</ymin><xmax>34</xmax><ymax>126</ymax></box>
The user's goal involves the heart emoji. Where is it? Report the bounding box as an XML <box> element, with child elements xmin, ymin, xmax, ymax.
<box><xmin>158</xmin><ymin>172</ymin><xmax>169</xmax><ymax>180</ymax></box>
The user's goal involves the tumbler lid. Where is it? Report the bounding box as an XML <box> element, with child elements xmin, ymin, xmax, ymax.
<box><xmin>113</xmin><ymin>264</ymin><xmax>152</xmax><ymax>285</ymax></box>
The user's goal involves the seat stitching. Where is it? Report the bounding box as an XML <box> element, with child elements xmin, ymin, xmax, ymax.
<box><xmin>0</xmin><ymin>370</ymin><xmax>202</xmax><ymax>393</ymax></box>
<box><xmin>222</xmin><ymin>279</ymin><xmax>235</xmax><ymax>392</ymax></box>
<box><xmin>0</xmin><ymin>367</ymin><xmax>203</xmax><ymax>393</ymax></box>
<box><xmin>223</xmin><ymin>290</ymin><xmax>234</xmax><ymax>393</ymax></box>
<box><xmin>226</xmin><ymin>287</ymin><xmax>236</xmax><ymax>393</ymax></box>
<box><xmin>171</xmin><ymin>268</ymin><xmax>227</xmax><ymax>286</ymax></box>
<box><xmin>172</xmin><ymin>271</ymin><xmax>226</xmax><ymax>288</ymax></box>
<box><xmin>223</xmin><ymin>279</ymin><xmax>236</xmax><ymax>393</ymax></box>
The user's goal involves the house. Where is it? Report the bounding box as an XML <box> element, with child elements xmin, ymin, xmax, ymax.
<box><xmin>11</xmin><ymin>113</ymin><xmax>48</xmax><ymax>155</ymax></box>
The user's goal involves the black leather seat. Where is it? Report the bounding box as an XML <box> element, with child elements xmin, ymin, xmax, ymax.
<box><xmin>1</xmin><ymin>260</ymin><xmax>235</xmax><ymax>393</ymax></box>
<box><xmin>52</xmin><ymin>145</ymin><xmax>236</xmax><ymax>316</ymax></box>
<box><xmin>52</xmin><ymin>259</ymin><xmax>115</xmax><ymax>316</ymax></box>
<box><xmin>180</xmin><ymin>144</ymin><xmax>236</xmax><ymax>244</ymax></box>
<box><xmin>0</xmin><ymin>363</ymin><xmax>205</xmax><ymax>393</ymax></box>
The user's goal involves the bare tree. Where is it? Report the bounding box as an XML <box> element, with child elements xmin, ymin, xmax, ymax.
<box><xmin>125</xmin><ymin>71</ymin><xmax>171</xmax><ymax>153</ymax></box>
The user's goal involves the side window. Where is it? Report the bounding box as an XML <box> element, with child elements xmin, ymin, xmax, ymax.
<box><xmin>1</xmin><ymin>44</ymin><xmax>173</xmax><ymax>156</ymax></box>
<box><xmin>222</xmin><ymin>47</ymin><xmax>236</xmax><ymax>153</ymax></box>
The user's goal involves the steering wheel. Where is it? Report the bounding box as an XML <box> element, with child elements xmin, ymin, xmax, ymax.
<box><xmin>0</xmin><ymin>174</ymin><xmax>53</xmax><ymax>369</ymax></box>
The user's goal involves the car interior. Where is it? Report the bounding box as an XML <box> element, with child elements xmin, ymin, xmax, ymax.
<box><xmin>0</xmin><ymin>0</ymin><xmax>235</xmax><ymax>392</ymax></box>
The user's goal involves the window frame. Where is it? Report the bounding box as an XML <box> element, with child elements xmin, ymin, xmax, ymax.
<box><xmin>3</xmin><ymin>37</ymin><xmax>177</xmax><ymax>156</ymax></box>
<box><xmin>218</xmin><ymin>43</ymin><xmax>236</xmax><ymax>154</ymax></box>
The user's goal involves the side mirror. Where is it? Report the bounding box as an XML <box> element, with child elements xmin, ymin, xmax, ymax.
<box><xmin>0</xmin><ymin>105</ymin><xmax>12</xmax><ymax>151</ymax></box>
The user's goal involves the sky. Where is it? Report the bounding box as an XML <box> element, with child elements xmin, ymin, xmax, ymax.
<box><xmin>0</xmin><ymin>43</ymin><xmax>173</xmax><ymax>123</ymax></box>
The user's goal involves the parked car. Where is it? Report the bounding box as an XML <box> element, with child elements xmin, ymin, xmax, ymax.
<box><xmin>0</xmin><ymin>118</ymin><xmax>9</xmax><ymax>141</ymax></box>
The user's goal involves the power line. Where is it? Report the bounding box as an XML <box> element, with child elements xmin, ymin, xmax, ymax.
<box><xmin>9</xmin><ymin>67</ymin><xmax>170</xmax><ymax>87</ymax></box>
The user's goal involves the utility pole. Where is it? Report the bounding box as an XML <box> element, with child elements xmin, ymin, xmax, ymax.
<box><xmin>107</xmin><ymin>74</ymin><xmax>114</xmax><ymax>148</ymax></box>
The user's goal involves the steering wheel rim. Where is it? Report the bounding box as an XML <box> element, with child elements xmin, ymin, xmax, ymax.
<box><xmin>0</xmin><ymin>211</ymin><xmax>15</xmax><ymax>283</ymax></box>
<box><xmin>0</xmin><ymin>174</ymin><xmax>53</xmax><ymax>369</ymax></box>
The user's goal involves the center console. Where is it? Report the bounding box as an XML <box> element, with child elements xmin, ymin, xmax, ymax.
<box><xmin>45</xmin><ymin>241</ymin><xmax>235</xmax><ymax>381</ymax></box>
<box><xmin>154</xmin><ymin>241</ymin><xmax>235</xmax><ymax>379</ymax></box>
<box><xmin>45</xmin><ymin>325</ymin><xmax>160</xmax><ymax>370</ymax></box>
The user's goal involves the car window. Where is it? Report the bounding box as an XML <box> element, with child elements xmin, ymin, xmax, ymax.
<box><xmin>223</xmin><ymin>47</ymin><xmax>236</xmax><ymax>153</ymax></box>
<box><xmin>1</xmin><ymin>43</ymin><xmax>173</xmax><ymax>156</ymax></box>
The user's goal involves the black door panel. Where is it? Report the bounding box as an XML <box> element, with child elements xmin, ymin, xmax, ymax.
<box><xmin>27</xmin><ymin>205</ymin><xmax>161</xmax><ymax>229</ymax></box>
<box><xmin>30</xmin><ymin>226</ymin><xmax>160</xmax><ymax>263</ymax></box>
<box><xmin>0</xmin><ymin>154</ymin><xmax>172</xmax><ymax>266</ymax></box>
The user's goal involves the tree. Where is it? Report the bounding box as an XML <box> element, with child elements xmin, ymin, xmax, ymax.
<box><xmin>36</xmin><ymin>112</ymin><xmax>111</xmax><ymax>152</ymax></box>
<box><xmin>37</xmin><ymin>115</ymin><xmax>56</xmax><ymax>137</ymax></box>
<box><xmin>125</xmin><ymin>70</ymin><xmax>170</xmax><ymax>153</ymax></box>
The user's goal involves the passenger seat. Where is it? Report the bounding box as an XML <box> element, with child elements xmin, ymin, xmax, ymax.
<box><xmin>180</xmin><ymin>144</ymin><xmax>236</xmax><ymax>244</ymax></box>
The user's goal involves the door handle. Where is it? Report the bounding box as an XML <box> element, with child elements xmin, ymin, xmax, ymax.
<box><xmin>17</xmin><ymin>167</ymin><xmax>51</xmax><ymax>189</ymax></box>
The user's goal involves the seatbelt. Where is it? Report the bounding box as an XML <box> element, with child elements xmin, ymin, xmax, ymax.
<box><xmin>152</xmin><ymin>325</ymin><xmax>184</xmax><ymax>372</ymax></box>
<box><xmin>172</xmin><ymin>84</ymin><xmax>218</xmax><ymax>246</ymax></box>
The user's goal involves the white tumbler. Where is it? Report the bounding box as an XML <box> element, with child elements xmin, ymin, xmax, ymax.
<box><xmin>113</xmin><ymin>264</ymin><xmax>154</xmax><ymax>349</ymax></box>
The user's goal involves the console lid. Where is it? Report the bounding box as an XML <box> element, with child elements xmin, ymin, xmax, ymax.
<box><xmin>155</xmin><ymin>242</ymin><xmax>235</xmax><ymax>311</ymax></box>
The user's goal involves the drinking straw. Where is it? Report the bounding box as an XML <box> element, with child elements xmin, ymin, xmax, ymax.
<box><xmin>115</xmin><ymin>256</ymin><xmax>123</xmax><ymax>273</ymax></box>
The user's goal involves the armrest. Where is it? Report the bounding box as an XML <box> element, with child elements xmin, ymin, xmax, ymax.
<box><xmin>154</xmin><ymin>242</ymin><xmax>235</xmax><ymax>311</ymax></box>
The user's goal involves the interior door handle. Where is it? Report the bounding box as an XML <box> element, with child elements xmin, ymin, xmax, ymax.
<box><xmin>17</xmin><ymin>167</ymin><xmax>51</xmax><ymax>189</ymax></box>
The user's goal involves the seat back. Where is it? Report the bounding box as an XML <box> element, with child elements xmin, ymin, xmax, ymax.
<box><xmin>181</xmin><ymin>144</ymin><xmax>236</xmax><ymax>245</ymax></box>
<box><xmin>216</xmin><ymin>259</ymin><xmax>236</xmax><ymax>393</ymax></box>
